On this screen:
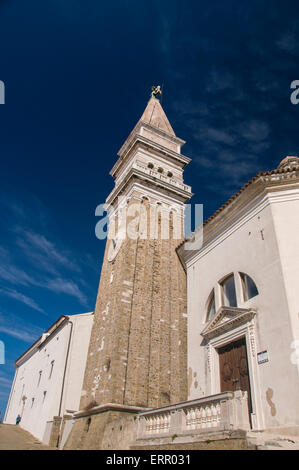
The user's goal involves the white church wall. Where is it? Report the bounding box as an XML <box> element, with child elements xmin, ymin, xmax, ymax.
<box><xmin>186</xmin><ymin>190</ymin><xmax>299</xmax><ymax>430</ymax></box>
<box><xmin>5</xmin><ymin>321</ymin><xmax>71</xmax><ymax>440</ymax></box>
<box><xmin>60</xmin><ymin>313</ymin><xmax>94</xmax><ymax>413</ymax></box>
<box><xmin>270</xmin><ymin>190</ymin><xmax>299</xmax><ymax>345</ymax></box>
<box><xmin>4</xmin><ymin>313</ymin><xmax>93</xmax><ymax>443</ymax></box>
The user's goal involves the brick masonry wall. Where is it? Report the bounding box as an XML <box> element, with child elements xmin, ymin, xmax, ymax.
<box><xmin>79</xmin><ymin>197</ymin><xmax>187</xmax><ymax>411</ymax></box>
<box><xmin>64</xmin><ymin>411</ymin><xmax>139</xmax><ymax>450</ymax></box>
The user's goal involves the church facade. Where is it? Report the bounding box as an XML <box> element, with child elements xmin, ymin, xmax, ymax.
<box><xmin>4</xmin><ymin>93</ymin><xmax>299</xmax><ymax>449</ymax></box>
<box><xmin>178</xmin><ymin>155</ymin><xmax>299</xmax><ymax>434</ymax></box>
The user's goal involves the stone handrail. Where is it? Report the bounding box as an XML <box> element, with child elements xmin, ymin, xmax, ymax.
<box><xmin>137</xmin><ymin>391</ymin><xmax>250</xmax><ymax>440</ymax></box>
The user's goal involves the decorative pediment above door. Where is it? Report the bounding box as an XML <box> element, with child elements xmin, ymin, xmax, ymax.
<box><xmin>201</xmin><ymin>306</ymin><xmax>256</xmax><ymax>340</ymax></box>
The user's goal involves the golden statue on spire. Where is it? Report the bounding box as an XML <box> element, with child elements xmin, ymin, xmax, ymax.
<box><xmin>151</xmin><ymin>85</ymin><xmax>162</xmax><ymax>99</ymax></box>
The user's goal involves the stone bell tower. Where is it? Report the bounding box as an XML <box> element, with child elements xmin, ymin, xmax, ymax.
<box><xmin>80</xmin><ymin>90</ymin><xmax>192</xmax><ymax>413</ymax></box>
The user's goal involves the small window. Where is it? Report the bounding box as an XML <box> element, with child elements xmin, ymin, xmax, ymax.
<box><xmin>157</xmin><ymin>167</ymin><xmax>164</xmax><ymax>173</ymax></box>
<box><xmin>221</xmin><ymin>274</ymin><xmax>237</xmax><ymax>307</ymax></box>
<box><xmin>207</xmin><ymin>291</ymin><xmax>216</xmax><ymax>321</ymax></box>
<box><xmin>147</xmin><ymin>162</ymin><xmax>154</xmax><ymax>169</ymax></box>
<box><xmin>167</xmin><ymin>171</ymin><xmax>173</xmax><ymax>178</ymax></box>
<box><xmin>240</xmin><ymin>273</ymin><xmax>258</xmax><ymax>301</ymax></box>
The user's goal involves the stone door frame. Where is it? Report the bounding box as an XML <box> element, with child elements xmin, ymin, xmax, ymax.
<box><xmin>206</xmin><ymin>319</ymin><xmax>264</xmax><ymax>430</ymax></box>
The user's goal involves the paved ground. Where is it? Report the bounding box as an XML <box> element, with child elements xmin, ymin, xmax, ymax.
<box><xmin>0</xmin><ymin>423</ymin><xmax>57</xmax><ymax>450</ymax></box>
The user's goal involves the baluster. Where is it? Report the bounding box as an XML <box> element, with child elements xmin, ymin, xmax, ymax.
<box><xmin>151</xmin><ymin>417</ymin><xmax>156</xmax><ymax>434</ymax></box>
<box><xmin>161</xmin><ymin>415</ymin><xmax>165</xmax><ymax>432</ymax></box>
<box><xmin>165</xmin><ymin>414</ymin><xmax>169</xmax><ymax>432</ymax></box>
<box><xmin>191</xmin><ymin>408</ymin><xmax>196</xmax><ymax>429</ymax></box>
<box><xmin>206</xmin><ymin>406</ymin><xmax>212</xmax><ymax>428</ymax></box>
<box><xmin>201</xmin><ymin>407</ymin><xmax>207</xmax><ymax>429</ymax></box>
<box><xmin>185</xmin><ymin>409</ymin><xmax>191</xmax><ymax>429</ymax></box>
<box><xmin>211</xmin><ymin>404</ymin><xmax>217</xmax><ymax>427</ymax></box>
<box><xmin>157</xmin><ymin>416</ymin><xmax>161</xmax><ymax>433</ymax></box>
<box><xmin>195</xmin><ymin>407</ymin><xmax>201</xmax><ymax>429</ymax></box>
<box><xmin>198</xmin><ymin>407</ymin><xmax>203</xmax><ymax>429</ymax></box>
<box><xmin>216</xmin><ymin>403</ymin><xmax>221</xmax><ymax>425</ymax></box>
<box><xmin>151</xmin><ymin>417</ymin><xmax>155</xmax><ymax>434</ymax></box>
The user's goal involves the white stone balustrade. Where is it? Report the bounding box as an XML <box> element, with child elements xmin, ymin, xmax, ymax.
<box><xmin>137</xmin><ymin>391</ymin><xmax>250</xmax><ymax>440</ymax></box>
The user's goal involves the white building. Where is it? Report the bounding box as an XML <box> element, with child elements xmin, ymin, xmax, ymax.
<box><xmin>178</xmin><ymin>155</ymin><xmax>299</xmax><ymax>434</ymax></box>
<box><xmin>4</xmin><ymin>312</ymin><xmax>93</xmax><ymax>444</ymax></box>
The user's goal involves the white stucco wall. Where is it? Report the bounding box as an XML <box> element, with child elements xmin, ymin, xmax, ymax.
<box><xmin>4</xmin><ymin>313</ymin><xmax>93</xmax><ymax>443</ymax></box>
<box><xmin>186</xmin><ymin>188</ymin><xmax>299</xmax><ymax>431</ymax></box>
<box><xmin>60</xmin><ymin>313</ymin><xmax>94</xmax><ymax>414</ymax></box>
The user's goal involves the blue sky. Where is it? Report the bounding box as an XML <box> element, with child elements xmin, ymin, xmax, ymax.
<box><xmin>0</xmin><ymin>0</ymin><xmax>299</xmax><ymax>417</ymax></box>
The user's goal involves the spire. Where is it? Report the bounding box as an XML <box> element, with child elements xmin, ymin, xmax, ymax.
<box><xmin>139</xmin><ymin>95</ymin><xmax>176</xmax><ymax>137</ymax></box>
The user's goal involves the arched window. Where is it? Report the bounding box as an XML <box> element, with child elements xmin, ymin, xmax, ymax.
<box><xmin>220</xmin><ymin>274</ymin><xmax>237</xmax><ymax>307</ymax></box>
<box><xmin>205</xmin><ymin>272</ymin><xmax>259</xmax><ymax>324</ymax></box>
<box><xmin>240</xmin><ymin>273</ymin><xmax>258</xmax><ymax>301</ymax></box>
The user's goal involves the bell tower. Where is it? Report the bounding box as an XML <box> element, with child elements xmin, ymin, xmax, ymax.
<box><xmin>80</xmin><ymin>90</ymin><xmax>192</xmax><ymax>412</ymax></box>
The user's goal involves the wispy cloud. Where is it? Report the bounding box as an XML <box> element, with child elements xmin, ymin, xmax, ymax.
<box><xmin>276</xmin><ymin>23</ymin><xmax>299</xmax><ymax>54</ymax></box>
<box><xmin>206</xmin><ymin>68</ymin><xmax>237</xmax><ymax>93</ymax></box>
<box><xmin>198</xmin><ymin>126</ymin><xmax>237</xmax><ymax>146</ymax></box>
<box><xmin>0</xmin><ymin>248</ymin><xmax>37</xmax><ymax>286</ymax></box>
<box><xmin>171</xmin><ymin>98</ymin><xmax>209</xmax><ymax>117</ymax></box>
<box><xmin>16</xmin><ymin>230</ymin><xmax>81</xmax><ymax>274</ymax></box>
<box><xmin>0</xmin><ymin>288</ymin><xmax>44</xmax><ymax>313</ymax></box>
<box><xmin>0</xmin><ymin>376</ymin><xmax>13</xmax><ymax>389</ymax></box>
<box><xmin>0</xmin><ymin>313</ymin><xmax>43</xmax><ymax>343</ymax></box>
<box><xmin>0</xmin><ymin>325</ymin><xmax>41</xmax><ymax>343</ymax></box>
<box><xmin>238</xmin><ymin>120</ymin><xmax>270</xmax><ymax>142</ymax></box>
<box><xmin>45</xmin><ymin>278</ymin><xmax>88</xmax><ymax>306</ymax></box>
<box><xmin>0</xmin><ymin>227</ymin><xmax>88</xmax><ymax>308</ymax></box>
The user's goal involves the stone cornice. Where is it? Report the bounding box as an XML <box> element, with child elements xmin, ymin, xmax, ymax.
<box><xmin>118</xmin><ymin>120</ymin><xmax>185</xmax><ymax>158</ymax></box>
<box><xmin>203</xmin><ymin>166</ymin><xmax>299</xmax><ymax>230</ymax></box>
<box><xmin>106</xmin><ymin>166</ymin><xmax>193</xmax><ymax>206</ymax></box>
<box><xmin>178</xmin><ymin>167</ymin><xmax>299</xmax><ymax>267</ymax></box>
<box><xmin>74</xmin><ymin>402</ymin><xmax>150</xmax><ymax>419</ymax></box>
<box><xmin>15</xmin><ymin>315</ymin><xmax>69</xmax><ymax>366</ymax></box>
<box><xmin>111</xmin><ymin>134</ymin><xmax>191</xmax><ymax>178</ymax></box>
<box><xmin>201</xmin><ymin>306</ymin><xmax>256</xmax><ymax>340</ymax></box>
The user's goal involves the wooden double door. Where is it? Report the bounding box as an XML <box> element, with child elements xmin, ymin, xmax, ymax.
<box><xmin>218</xmin><ymin>337</ymin><xmax>252</xmax><ymax>417</ymax></box>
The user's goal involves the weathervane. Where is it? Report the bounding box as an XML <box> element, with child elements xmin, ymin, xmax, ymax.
<box><xmin>151</xmin><ymin>85</ymin><xmax>162</xmax><ymax>99</ymax></box>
